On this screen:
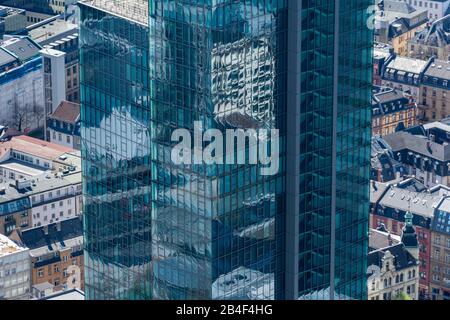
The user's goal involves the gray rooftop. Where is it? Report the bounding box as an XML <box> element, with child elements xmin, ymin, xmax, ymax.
<box><xmin>0</xmin><ymin>46</ymin><xmax>17</xmax><ymax>68</ymax></box>
<box><xmin>385</xmin><ymin>55</ymin><xmax>429</xmax><ymax>74</ymax></box>
<box><xmin>373</xmin><ymin>88</ymin><xmax>407</xmax><ymax>104</ymax></box>
<box><xmin>424</xmin><ymin>59</ymin><xmax>450</xmax><ymax>79</ymax></box>
<box><xmin>378</xmin><ymin>182</ymin><xmax>450</xmax><ymax>217</ymax></box>
<box><xmin>369</xmin><ymin>228</ymin><xmax>401</xmax><ymax>251</ymax></box>
<box><xmin>383</xmin><ymin>130</ymin><xmax>450</xmax><ymax>162</ymax></box>
<box><xmin>28</xmin><ymin>19</ymin><xmax>78</xmax><ymax>45</ymax></box>
<box><xmin>1</xmin><ymin>37</ymin><xmax>41</xmax><ymax>62</ymax></box>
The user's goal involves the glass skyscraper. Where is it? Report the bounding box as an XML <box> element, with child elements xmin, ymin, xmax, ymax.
<box><xmin>79</xmin><ymin>0</ymin><xmax>373</xmax><ymax>300</ymax></box>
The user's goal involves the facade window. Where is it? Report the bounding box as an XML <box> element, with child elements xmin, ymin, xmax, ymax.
<box><xmin>38</xmin><ymin>269</ymin><xmax>44</xmax><ymax>278</ymax></box>
<box><xmin>435</xmin><ymin>235</ymin><xmax>441</xmax><ymax>245</ymax></box>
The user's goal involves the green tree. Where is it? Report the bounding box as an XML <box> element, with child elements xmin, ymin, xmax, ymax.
<box><xmin>394</xmin><ymin>292</ymin><xmax>412</xmax><ymax>300</ymax></box>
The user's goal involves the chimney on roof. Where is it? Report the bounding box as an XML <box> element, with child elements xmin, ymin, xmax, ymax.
<box><xmin>56</xmin><ymin>222</ymin><xmax>61</xmax><ymax>232</ymax></box>
<box><xmin>388</xmin><ymin>232</ymin><xmax>393</xmax><ymax>246</ymax></box>
<box><xmin>43</xmin><ymin>225</ymin><xmax>49</xmax><ymax>235</ymax></box>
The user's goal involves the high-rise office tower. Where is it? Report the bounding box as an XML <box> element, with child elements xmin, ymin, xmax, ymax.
<box><xmin>79</xmin><ymin>0</ymin><xmax>373</xmax><ymax>300</ymax></box>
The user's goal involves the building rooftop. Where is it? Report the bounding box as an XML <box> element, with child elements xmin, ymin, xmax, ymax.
<box><xmin>378</xmin><ymin>179</ymin><xmax>450</xmax><ymax>218</ymax></box>
<box><xmin>0</xmin><ymin>233</ymin><xmax>27</xmax><ymax>258</ymax></box>
<box><xmin>368</xmin><ymin>243</ymin><xmax>417</xmax><ymax>271</ymax></box>
<box><xmin>0</xmin><ymin>36</ymin><xmax>41</xmax><ymax>62</ymax></box>
<box><xmin>28</xmin><ymin>18</ymin><xmax>78</xmax><ymax>46</ymax></box>
<box><xmin>0</xmin><ymin>46</ymin><xmax>17</xmax><ymax>69</ymax></box>
<box><xmin>0</xmin><ymin>159</ymin><xmax>47</xmax><ymax>177</ymax></box>
<box><xmin>0</xmin><ymin>5</ymin><xmax>25</xmax><ymax>17</ymax></box>
<box><xmin>79</xmin><ymin>0</ymin><xmax>149</xmax><ymax>26</ymax></box>
<box><xmin>49</xmin><ymin>101</ymin><xmax>80</xmax><ymax>124</ymax></box>
<box><xmin>371</xmin><ymin>180</ymin><xmax>392</xmax><ymax>204</ymax></box>
<box><xmin>374</xmin><ymin>42</ymin><xmax>393</xmax><ymax>60</ymax></box>
<box><xmin>424</xmin><ymin>59</ymin><xmax>450</xmax><ymax>79</ymax></box>
<box><xmin>20</xmin><ymin>217</ymin><xmax>83</xmax><ymax>254</ymax></box>
<box><xmin>385</xmin><ymin>55</ymin><xmax>429</xmax><ymax>75</ymax></box>
<box><xmin>383</xmin><ymin>129</ymin><xmax>450</xmax><ymax>162</ymax></box>
<box><xmin>0</xmin><ymin>171</ymin><xmax>80</xmax><ymax>207</ymax></box>
<box><xmin>41</xmin><ymin>288</ymin><xmax>85</xmax><ymax>300</ymax></box>
<box><xmin>369</xmin><ymin>228</ymin><xmax>401</xmax><ymax>251</ymax></box>
<box><xmin>0</xmin><ymin>135</ymin><xmax>74</xmax><ymax>162</ymax></box>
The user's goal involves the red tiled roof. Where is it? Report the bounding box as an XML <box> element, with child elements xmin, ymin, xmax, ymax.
<box><xmin>0</xmin><ymin>135</ymin><xmax>74</xmax><ymax>160</ymax></box>
<box><xmin>48</xmin><ymin>101</ymin><xmax>80</xmax><ymax>124</ymax></box>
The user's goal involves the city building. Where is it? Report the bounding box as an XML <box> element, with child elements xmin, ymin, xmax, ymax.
<box><xmin>429</xmin><ymin>199</ymin><xmax>450</xmax><ymax>299</ymax></box>
<box><xmin>370</xmin><ymin>177</ymin><xmax>450</xmax><ymax>297</ymax></box>
<box><xmin>18</xmin><ymin>216</ymin><xmax>84</xmax><ymax>292</ymax></box>
<box><xmin>0</xmin><ymin>5</ymin><xmax>26</xmax><ymax>38</ymax></box>
<box><xmin>28</xmin><ymin>18</ymin><xmax>81</xmax><ymax>142</ymax></box>
<box><xmin>375</xmin><ymin>0</ymin><xmax>429</xmax><ymax>56</ymax></box>
<box><xmin>28</xmin><ymin>19</ymin><xmax>80</xmax><ymax>104</ymax></box>
<box><xmin>0</xmin><ymin>0</ymin><xmax>76</xmax><ymax>16</ymax></box>
<box><xmin>407</xmin><ymin>17</ymin><xmax>450</xmax><ymax>61</ymax></box>
<box><xmin>47</xmin><ymin>101</ymin><xmax>80</xmax><ymax>150</ymax></box>
<box><xmin>0</xmin><ymin>36</ymin><xmax>44</xmax><ymax>133</ymax></box>
<box><xmin>374</xmin><ymin>43</ymin><xmax>394</xmax><ymax>86</ymax></box>
<box><xmin>419</xmin><ymin>59</ymin><xmax>450</xmax><ymax>122</ymax></box>
<box><xmin>0</xmin><ymin>233</ymin><xmax>30</xmax><ymax>299</ymax></box>
<box><xmin>79</xmin><ymin>0</ymin><xmax>373</xmax><ymax>300</ymax></box>
<box><xmin>381</xmin><ymin>54</ymin><xmax>431</xmax><ymax>103</ymax></box>
<box><xmin>367</xmin><ymin>226</ymin><xmax>420</xmax><ymax>300</ymax></box>
<box><xmin>372</xmin><ymin>87</ymin><xmax>419</xmax><ymax>136</ymax></box>
<box><xmin>0</xmin><ymin>135</ymin><xmax>82</xmax><ymax>235</ymax></box>
<box><xmin>371</xmin><ymin>135</ymin><xmax>406</xmax><ymax>182</ymax></box>
<box><xmin>399</xmin><ymin>0</ymin><xmax>450</xmax><ymax>20</ymax></box>
<box><xmin>382</xmin><ymin>121</ymin><xmax>450</xmax><ymax>187</ymax></box>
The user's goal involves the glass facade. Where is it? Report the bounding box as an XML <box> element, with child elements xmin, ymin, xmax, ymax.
<box><xmin>79</xmin><ymin>3</ymin><xmax>152</xmax><ymax>299</ymax></box>
<box><xmin>149</xmin><ymin>0</ymin><xmax>287</xmax><ymax>300</ymax></box>
<box><xmin>80</xmin><ymin>0</ymin><xmax>372</xmax><ymax>300</ymax></box>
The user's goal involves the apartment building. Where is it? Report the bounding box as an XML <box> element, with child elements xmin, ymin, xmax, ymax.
<box><xmin>0</xmin><ymin>233</ymin><xmax>30</xmax><ymax>299</ymax></box>
<box><xmin>18</xmin><ymin>217</ymin><xmax>84</xmax><ymax>292</ymax></box>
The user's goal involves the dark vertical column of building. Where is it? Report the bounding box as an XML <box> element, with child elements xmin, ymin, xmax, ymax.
<box><xmin>296</xmin><ymin>1</ymin><xmax>336</xmax><ymax>299</ymax></box>
<box><xmin>333</xmin><ymin>0</ymin><xmax>373</xmax><ymax>300</ymax></box>
<box><xmin>330</xmin><ymin>0</ymin><xmax>340</xmax><ymax>300</ymax></box>
<box><xmin>285</xmin><ymin>0</ymin><xmax>301</xmax><ymax>300</ymax></box>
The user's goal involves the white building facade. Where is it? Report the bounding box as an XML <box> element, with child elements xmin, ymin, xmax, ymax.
<box><xmin>0</xmin><ymin>234</ymin><xmax>30</xmax><ymax>300</ymax></box>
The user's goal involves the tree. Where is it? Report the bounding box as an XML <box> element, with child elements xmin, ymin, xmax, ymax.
<box><xmin>393</xmin><ymin>291</ymin><xmax>412</xmax><ymax>300</ymax></box>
